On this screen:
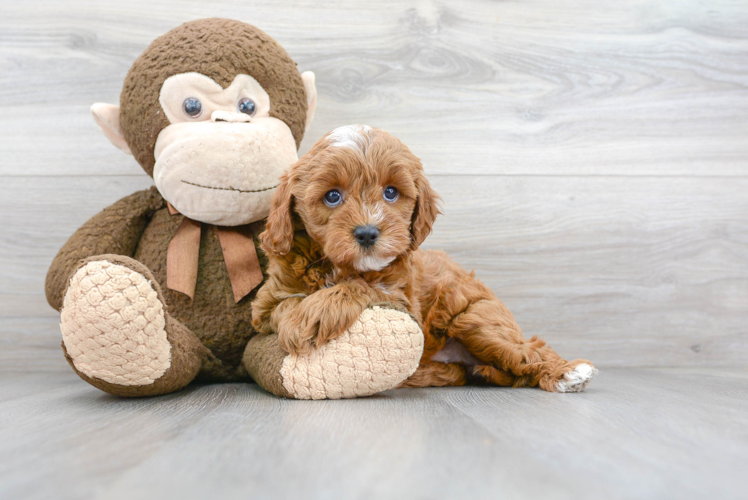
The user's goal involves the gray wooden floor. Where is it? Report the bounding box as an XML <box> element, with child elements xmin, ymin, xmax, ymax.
<box><xmin>1</xmin><ymin>368</ymin><xmax>747</xmax><ymax>500</ymax></box>
<box><xmin>1</xmin><ymin>0</ymin><xmax>747</xmax><ymax>499</ymax></box>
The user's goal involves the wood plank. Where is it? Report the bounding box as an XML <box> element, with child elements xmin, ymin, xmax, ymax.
<box><xmin>0</xmin><ymin>318</ymin><xmax>68</xmax><ymax>372</ymax></box>
<box><xmin>1</xmin><ymin>1</ymin><xmax>747</xmax><ymax>176</ymax></box>
<box><xmin>0</xmin><ymin>369</ymin><xmax>746</xmax><ymax>500</ymax></box>
<box><xmin>426</xmin><ymin>175</ymin><xmax>748</xmax><ymax>367</ymax></box>
<box><xmin>0</xmin><ymin>176</ymin><xmax>154</xmax><ymax>305</ymax></box>
<box><xmin>1</xmin><ymin>175</ymin><xmax>745</xmax><ymax>368</ymax></box>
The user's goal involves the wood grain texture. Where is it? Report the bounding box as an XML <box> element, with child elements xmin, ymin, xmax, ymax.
<box><xmin>1</xmin><ymin>368</ymin><xmax>747</xmax><ymax>500</ymax></box>
<box><xmin>1</xmin><ymin>0</ymin><xmax>748</xmax><ymax>176</ymax></box>
<box><xmin>0</xmin><ymin>0</ymin><xmax>747</xmax><ymax>369</ymax></box>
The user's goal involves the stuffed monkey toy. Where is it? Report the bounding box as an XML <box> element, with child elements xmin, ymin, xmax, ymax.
<box><xmin>45</xmin><ymin>18</ymin><xmax>424</xmax><ymax>399</ymax></box>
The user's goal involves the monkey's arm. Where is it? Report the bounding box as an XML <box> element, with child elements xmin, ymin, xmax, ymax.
<box><xmin>45</xmin><ymin>186</ymin><xmax>165</xmax><ymax>311</ymax></box>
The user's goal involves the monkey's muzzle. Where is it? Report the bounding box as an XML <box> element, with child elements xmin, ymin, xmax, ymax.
<box><xmin>153</xmin><ymin>117</ymin><xmax>298</xmax><ymax>226</ymax></box>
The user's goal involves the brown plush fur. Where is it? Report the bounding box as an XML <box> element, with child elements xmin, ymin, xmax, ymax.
<box><xmin>46</xmin><ymin>187</ymin><xmax>269</xmax><ymax>389</ymax></box>
<box><xmin>121</xmin><ymin>18</ymin><xmax>308</xmax><ymax>176</ymax></box>
<box><xmin>252</xmin><ymin>127</ymin><xmax>594</xmax><ymax>392</ymax></box>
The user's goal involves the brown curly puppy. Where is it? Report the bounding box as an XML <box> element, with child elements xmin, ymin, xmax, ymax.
<box><xmin>252</xmin><ymin>125</ymin><xmax>596</xmax><ymax>392</ymax></box>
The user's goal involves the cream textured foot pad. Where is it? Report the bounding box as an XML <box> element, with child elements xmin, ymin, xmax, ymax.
<box><xmin>60</xmin><ymin>260</ymin><xmax>171</xmax><ymax>386</ymax></box>
<box><xmin>280</xmin><ymin>306</ymin><xmax>424</xmax><ymax>399</ymax></box>
<box><xmin>556</xmin><ymin>363</ymin><xmax>598</xmax><ymax>393</ymax></box>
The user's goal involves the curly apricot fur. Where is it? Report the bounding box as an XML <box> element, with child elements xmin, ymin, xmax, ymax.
<box><xmin>252</xmin><ymin>126</ymin><xmax>594</xmax><ymax>391</ymax></box>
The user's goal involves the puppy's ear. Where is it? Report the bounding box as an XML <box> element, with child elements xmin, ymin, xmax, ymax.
<box><xmin>410</xmin><ymin>170</ymin><xmax>441</xmax><ymax>249</ymax></box>
<box><xmin>260</xmin><ymin>169</ymin><xmax>296</xmax><ymax>256</ymax></box>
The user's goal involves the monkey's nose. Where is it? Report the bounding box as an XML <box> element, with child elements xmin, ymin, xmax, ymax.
<box><xmin>353</xmin><ymin>225</ymin><xmax>380</xmax><ymax>249</ymax></box>
<box><xmin>210</xmin><ymin>111</ymin><xmax>252</xmax><ymax>123</ymax></box>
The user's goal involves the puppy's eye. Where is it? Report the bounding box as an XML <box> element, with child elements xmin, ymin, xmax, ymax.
<box><xmin>182</xmin><ymin>97</ymin><xmax>202</xmax><ymax>118</ymax></box>
<box><xmin>324</xmin><ymin>189</ymin><xmax>343</xmax><ymax>207</ymax></box>
<box><xmin>383</xmin><ymin>186</ymin><xmax>399</xmax><ymax>202</ymax></box>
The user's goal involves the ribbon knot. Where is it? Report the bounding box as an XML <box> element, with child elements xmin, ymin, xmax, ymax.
<box><xmin>165</xmin><ymin>202</ymin><xmax>264</xmax><ymax>303</ymax></box>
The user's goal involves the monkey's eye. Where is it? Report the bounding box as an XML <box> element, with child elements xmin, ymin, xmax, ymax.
<box><xmin>324</xmin><ymin>189</ymin><xmax>342</xmax><ymax>207</ymax></box>
<box><xmin>383</xmin><ymin>186</ymin><xmax>399</xmax><ymax>202</ymax></box>
<box><xmin>182</xmin><ymin>97</ymin><xmax>202</xmax><ymax>118</ymax></box>
<box><xmin>238</xmin><ymin>98</ymin><xmax>256</xmax><ymax>116</ymax></box>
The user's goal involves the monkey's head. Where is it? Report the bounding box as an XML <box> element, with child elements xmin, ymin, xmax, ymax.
<box><xmin>91</xmin><ymin>18</ymin><xmax>317</xmax><ymax>226</ymax></box>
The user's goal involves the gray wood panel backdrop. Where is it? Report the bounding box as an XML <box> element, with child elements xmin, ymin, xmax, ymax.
<box><xmin>1</xmin><ymin>0</ymin><xmax>746</xmax><ymax>371</ymax></box>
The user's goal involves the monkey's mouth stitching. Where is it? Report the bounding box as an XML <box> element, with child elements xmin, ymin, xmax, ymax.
<box><xmin>181</xmin><ymin>180</ymin><xmax>279</xmax><ymax>193</ymax></box>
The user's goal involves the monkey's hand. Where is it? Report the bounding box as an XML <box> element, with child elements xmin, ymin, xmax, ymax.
<box><xmin>277</xmin><ymin>280</ymin><xmax>383</xmax><ymax>356</ymax></box>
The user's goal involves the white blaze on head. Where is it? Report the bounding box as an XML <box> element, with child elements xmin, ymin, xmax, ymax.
<box><xmin>364</xmin><ymin>203</ymin><xmax>385</xmax><ymax>225</ymax></box>
<box><xmin>327</xmin><ymin>125</ymin><xmax>373</xmax><ymax>155</ymax></box>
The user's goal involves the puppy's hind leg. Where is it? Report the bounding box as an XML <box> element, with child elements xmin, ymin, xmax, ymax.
<box><xmin>471</xmin><ymin>365</ymin><xmax>517</xmax><ymax>387</ymax></box>
<box><xmin>421</xmin><ymin>254</ymin><xmax>596</xmax><ymax>393</ymax></box>
<box><xmin>398</xmin><ymin>361</ymin><xmax>467</xmax><ymax>388</ymax></box>
<box><xmin>448</xmin><ymin>296</ymin><xmax>596</xmax><ymax>392</ymax></box>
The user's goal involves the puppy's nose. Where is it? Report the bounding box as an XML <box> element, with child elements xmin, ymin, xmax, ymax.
<box><xmin>353</xmin><ymin>225</ymin><xmax>380</xmax><ymax>248</ymax></box>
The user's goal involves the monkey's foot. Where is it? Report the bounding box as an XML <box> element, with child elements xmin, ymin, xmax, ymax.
<box><xmin>556</xmin><ymin>362</ymin><xmax>598</xmax><ymax>393</ymax></box>
<box><xmin>245</xmin><ymin>306</ymin><xmax>424</xmax><ymax>400</ymax></box>
<box><xmin>60</xmin><ymin>259</ymin><xmax>171</xmax><ymax>387</ymax></box>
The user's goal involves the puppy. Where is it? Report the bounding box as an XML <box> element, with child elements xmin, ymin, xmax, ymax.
<box><xmin>252</xmin><ymin>125</ymin><xmax>596</xmax><ymax>392</ymax></box>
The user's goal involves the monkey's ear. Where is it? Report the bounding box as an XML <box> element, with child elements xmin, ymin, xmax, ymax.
<box><xmin>91</xmin><ymin>103</ymin><xmax>132</xmax><ymax>155</ymax></box>
<box><xmin>301</xmin><ymin>71</ymin><xmax>317</xmax><ymax>132</ymax></box>
<box><xmin>260</xmin><ymin>170</ymin><xmax>296</xmax><ymax>256</ymax></box>
<box><xmin>410</xmin><ymin>170</ymin><xmax>442</xmax><ymax>250</ymax></box>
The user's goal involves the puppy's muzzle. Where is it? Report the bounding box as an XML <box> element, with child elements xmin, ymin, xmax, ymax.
<box><xmin>353</xmin><ymin>225</ymin><xmax>380</xmax><ymax>249</ymax></box>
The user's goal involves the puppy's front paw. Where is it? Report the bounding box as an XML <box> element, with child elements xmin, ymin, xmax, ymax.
<box><xmin>278</xmin><ymin>284</ymin><xmax>373</xmax><ymax>355</ymax></box>
<box><xmin>277</xmin><ymin>305</ymin><xmax>319</xmax><ymax>356</ymax></box>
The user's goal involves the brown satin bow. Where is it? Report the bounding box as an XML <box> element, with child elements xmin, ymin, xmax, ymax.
<box><xmin>165</xmin><ymin>202</ymin><xmax>264</xmax><ymax>303</ymax></box>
